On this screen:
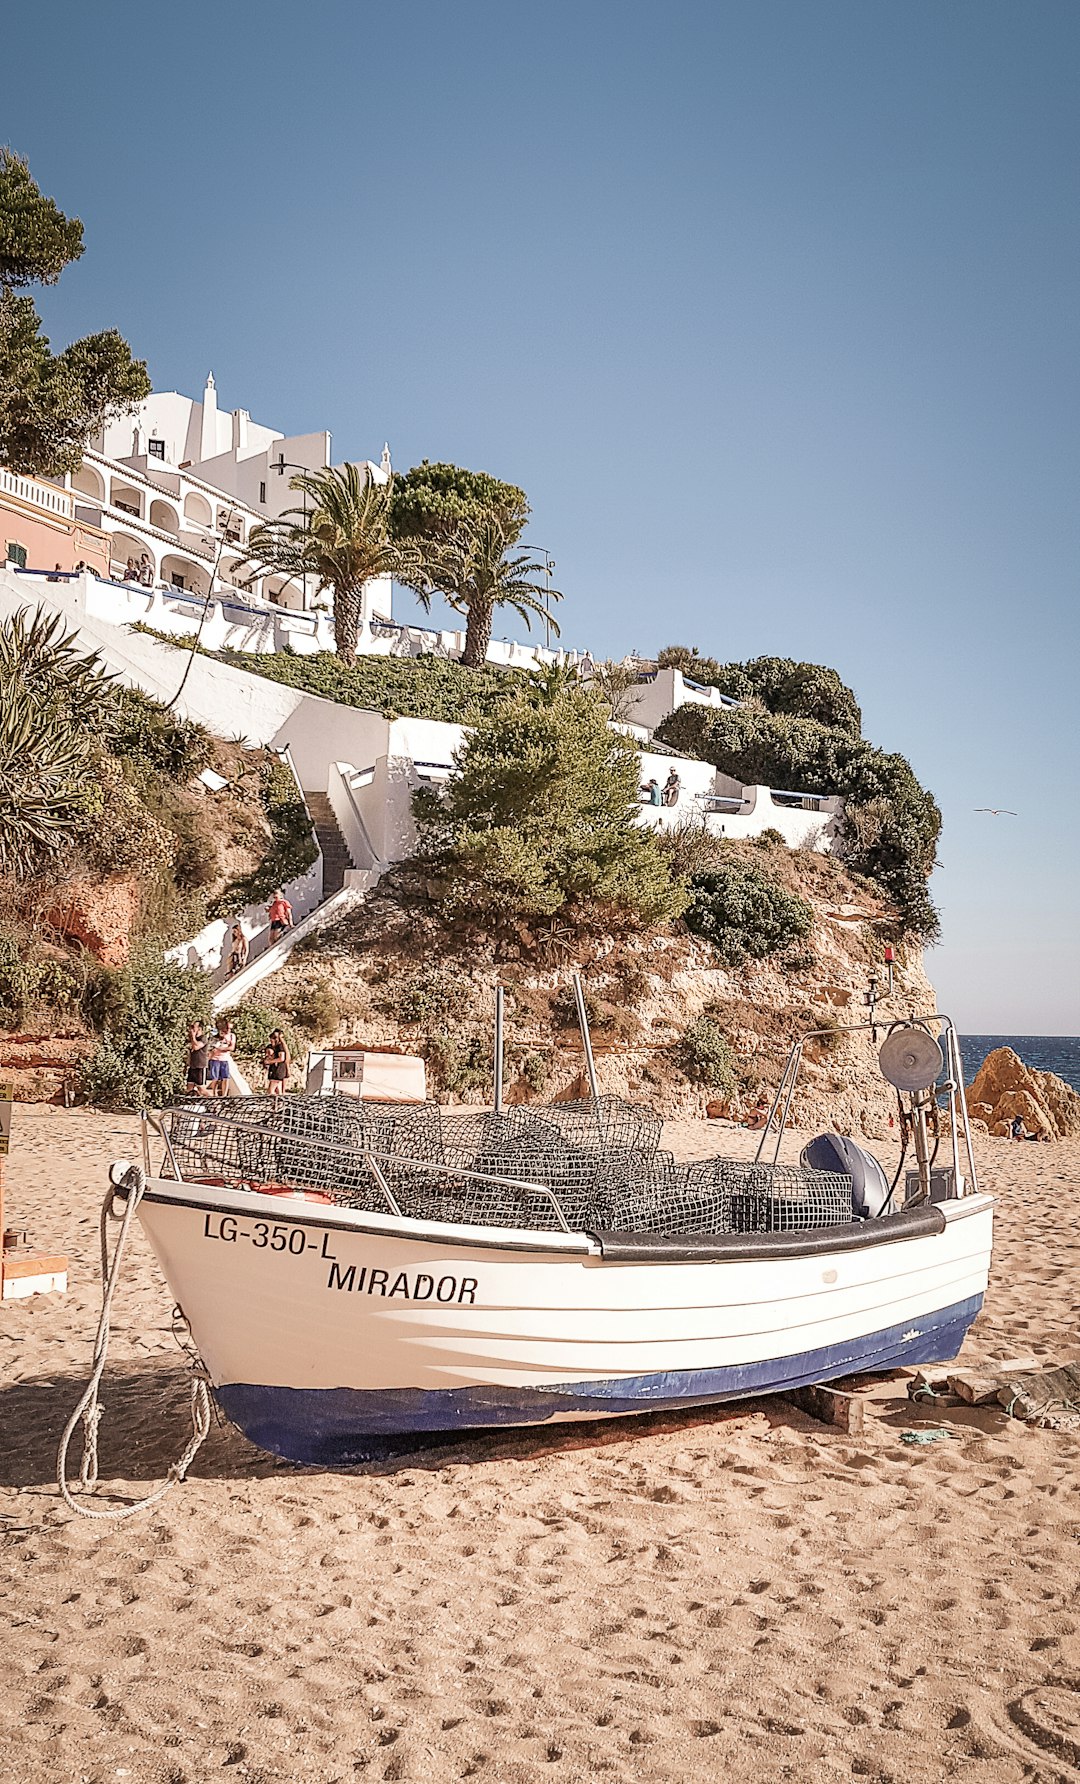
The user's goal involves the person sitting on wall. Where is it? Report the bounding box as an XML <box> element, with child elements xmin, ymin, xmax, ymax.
<box><xmin>268</xmin><ymin>889</ymin><xmax>294</xmax><ymax>943</ymax></box>
<box><xmin>640</xmin><ymin>778</ymin><xmax>662</xmax><ymax>806</ymax></box>
<box><xmin>663</xmin><ymin>769</ymin><xmax>681</xmax><ymax>807</ymax></box>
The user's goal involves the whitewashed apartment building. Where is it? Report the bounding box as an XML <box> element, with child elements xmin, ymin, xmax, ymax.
<box><xmin>56</xmin><ymin>374</ymin><xmax>394</xmax><ymax>622</ymax></box>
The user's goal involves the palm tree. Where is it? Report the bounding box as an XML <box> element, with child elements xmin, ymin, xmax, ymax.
<box><xmin>411</xmin><ymin>515</ymin><xmax>563</xmax><ymax>669</ymax></box>
<box><xmin>237</xmin><ymin>464</ymin><xmax>411</xmax><ymax>662</ymax></box>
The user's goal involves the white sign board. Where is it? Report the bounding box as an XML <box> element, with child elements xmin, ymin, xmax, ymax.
<box><xmin>306</xmin><ymin>1050</ymin><xmax>426</xmax><ymax>1103</ymax></box>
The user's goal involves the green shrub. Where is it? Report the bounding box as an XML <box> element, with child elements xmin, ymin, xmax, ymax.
<box><xmin>106</xmin><ymin>686</ymin><xmax>212</xmax><ymax>780</ymax></box>
<box><xmin>678</xmin><ymin>1018</ymin><xmax>737</xmax><ymax>1092</ymax></box>
<box><xmin>393</xmin><ymin>966</ymin><xmax>475</xmax><ymax>1027</ymax></box>
<box><xmin>685</xmin><ymin>858</ymin><xmax>813</xmax><ymax>964</ymax></box>
<box><xmin>413</xmin><ymin>685</ymin><xmax>687</xmax><ymax>932</ymax></box>
<box><xmin>657</xmin><ymin>700</ymin><xmax>941</xmax><ymax>941</ymax></box>
<box><xmin>0</xmin><ymin>933</ymin><xmax>79</xmax><ymax>1023</ymax></box>
<box><xmin>754</xmin><ymin>828</ymin><xmax>786</xmax><ymax>849</ymax></box>
<box><xmin>79</xmin><ymin>946</ymin><xmax>211</xmax><ymax>1108</ymax></box>
<box><xmin>654</xmin><ymin>816</ymin><xmax>728</xmax><ymax>880</ymax></box>
<box><xmin>423</xmin><ymin>1032</ymin><xmax>494</xmax><ymax>1099</ymax></box>
<box><xmin>209</xmin><ymin>758</ymin><xmax>317</xmax><ymax>918</ymax></box>
<box><xmin>656</xmin><ymin>649</ymin><xmax>862</xmax><ymax>735</ymax></box>
<box><xmin>223</xmin><ymin>1001</ymin><xmax>297</xmax><ymax>1061</ymax></box>
<box><xmin>519</xmin><ymin>1050</ymin><xmax>552</xmax><ymax>1095</ymax></box>
<box><xmin>288</xmin><ymin>976</ymin><xmax>341</xmax><ymax>1037</ymax></box>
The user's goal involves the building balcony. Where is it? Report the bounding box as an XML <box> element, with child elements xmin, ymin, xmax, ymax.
<box><xmin>0</xmin><ymin>466</ymin><xmax>74</xmax><ymax>520</ymax></box>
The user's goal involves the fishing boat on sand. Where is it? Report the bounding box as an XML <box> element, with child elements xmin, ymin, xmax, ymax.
<box><xmin>68</xmin><ymin>1003</ymin><xmax>992</xmax><ymax>1472</ymax></box>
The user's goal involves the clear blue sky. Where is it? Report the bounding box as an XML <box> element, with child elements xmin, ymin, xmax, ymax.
<box><xmin>6</xmin><ymin>1</ymin><xmax>1079</xmax><ymax>1034</ymax></box>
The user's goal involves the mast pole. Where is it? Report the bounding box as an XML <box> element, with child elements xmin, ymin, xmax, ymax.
<box><xmin>493</xmin><ymin>985</ymin><xmax>504</xmax><ymax>1114</ymax></box>
<box><xmin>572</xmin><ymin>973</ymin><xmax>599</xmax><ymax>1102</ymax></box>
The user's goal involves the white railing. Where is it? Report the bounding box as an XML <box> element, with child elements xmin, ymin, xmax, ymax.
<box><xmin>0</xmin><ymin>467</ymin><xmax>73</xmax><ymax>518</ymax></box>
<box><xmin>328</xmin><ymin>761</ymin><xmax>383</xmax><ymax>871</ymax></box>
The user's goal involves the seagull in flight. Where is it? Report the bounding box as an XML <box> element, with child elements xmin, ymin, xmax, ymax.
<box><xmin>974</xmin><ymin>808</ymin><xmax>1018</xmax><ymax>816</ymax></box>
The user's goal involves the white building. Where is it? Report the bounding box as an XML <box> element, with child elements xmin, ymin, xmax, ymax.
<box><xmin>620</xmin><ymin>663</ymin><xmax>743</xmax><ymax>733</ymax></box>
<box><xmin>55</xmin><ymin>375</ymin><xmax>394</xmax><ymax>622</ymax></box>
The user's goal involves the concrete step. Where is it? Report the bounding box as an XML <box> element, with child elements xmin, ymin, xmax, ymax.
<box><xmin>304</xmin><ymin>790</ymin><xmax>354</xmax><ymax>897</ymax></box>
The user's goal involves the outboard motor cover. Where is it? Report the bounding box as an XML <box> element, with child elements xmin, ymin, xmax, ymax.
<box><xmin>800</xmin><ymin>1132</ymin><xmax>892</xmax><ymax>1219</ymax></box>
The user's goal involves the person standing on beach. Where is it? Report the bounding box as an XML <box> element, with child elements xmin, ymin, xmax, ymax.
<box><xmin>207</xmin><ymin>1018</ymin><xmax>236</xmax><ymax>1097</ymax></box>
<box><xmin>186</xmin><ymin>1021</ymin><xmax>209</xmax><ymax>1096</ymax></box>
<box><xmin>263</xmin><ymin>1029</ymin><xmax>290</xmax><ymax>1097</ymax></box>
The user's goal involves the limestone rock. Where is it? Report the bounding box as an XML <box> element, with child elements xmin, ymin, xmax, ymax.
<box><xmin>47</xmin><ymin>874</ymin><xmax>141</xmax><ymax>967</ymax></box>
<box><xmin>967</xmin><ymin>1046</ymin><xmax>1080</xmax><ymax>1140</ymax></box>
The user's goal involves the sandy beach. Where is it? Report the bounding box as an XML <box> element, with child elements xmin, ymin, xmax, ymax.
<box><xmin>2</xmin><ymin>1108</ymin><xmax>1079</xmax><ymax>1784</ymax></box>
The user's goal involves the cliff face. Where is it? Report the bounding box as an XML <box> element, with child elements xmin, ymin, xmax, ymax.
<box><xmin>245</xmin><ymin>848</ymin><xmax>941</xmax><ymax>1139</ymax></box>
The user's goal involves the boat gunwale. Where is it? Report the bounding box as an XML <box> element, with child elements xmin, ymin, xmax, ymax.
<box><xmin>137</xmin><ymin>1175</ymin><xmax>992</xmax><ymax>1264</ymax></box>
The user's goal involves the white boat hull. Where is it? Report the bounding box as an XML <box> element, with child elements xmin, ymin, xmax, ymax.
<box><xmin>137</xmin><ymin>1179</ymin><xmax>993</xmax><ymax>1464</ymax></box>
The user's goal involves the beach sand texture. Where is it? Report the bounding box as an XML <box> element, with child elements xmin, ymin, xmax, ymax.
<box><xmin>2</xmin><ymin>1109</ymin><xmax>1079</xmax><ymax>1783</ymax></box>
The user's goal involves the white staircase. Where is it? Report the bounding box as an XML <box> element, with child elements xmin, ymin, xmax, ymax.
<box><xmin>211</xmin><ymin>881</ymin><xmax>375</xmax><ymax>1014</ymax></box>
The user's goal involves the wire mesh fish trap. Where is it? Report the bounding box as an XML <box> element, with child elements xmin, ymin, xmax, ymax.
<box><xmin>161</xmin><ymin>1095</ymin><xmax>853</xmax><ymax>1237</ymax></box>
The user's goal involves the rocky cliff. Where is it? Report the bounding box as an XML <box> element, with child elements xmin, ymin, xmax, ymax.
<box><xmin>236</xmin><ymin>846</ymin><xmax>942</xmax><ymax>1139</ymax></box>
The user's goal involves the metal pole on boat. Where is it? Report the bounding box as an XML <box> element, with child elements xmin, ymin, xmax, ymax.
<box><xmin>940</xmin><ymin>1020</ymin><xmax>965</xmax><ymax>1195</ymax></box>
<box><xmin>946</xmin><ymin>1020</ymin><xmax>979</xmax><ymax>1196</ymax></box>
<box><xmin>493</xmin><ymin>985</ymin><xmax>505</xmax><ymax>1115</ymax></box>
<box><xmin>573</xmin><ymin>973</ymin><xmax>599</xmax><ymax>1102</ymax></box>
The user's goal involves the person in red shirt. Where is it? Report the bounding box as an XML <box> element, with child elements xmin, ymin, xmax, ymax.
<box><xmin>267</xmin><ymin>890</ymin><xmax>293</xmax><ymax>943</ymax></box>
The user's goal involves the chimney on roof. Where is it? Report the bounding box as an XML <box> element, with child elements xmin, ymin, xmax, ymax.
<box><xmin>199</xmin><ymin>371</ymin><xmax>219</xmax><ymax>462</ymax></box>
<box><xmin>232</xmin><ymin>408</ymin><xmax>249</xmax><ymax>452</ymax></box>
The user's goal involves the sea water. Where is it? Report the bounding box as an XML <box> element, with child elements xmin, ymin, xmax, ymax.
<box><xmin>959</xmin><ymin>1036</ymin><xmax>1080</xmax><ymax>1096</ymax></box>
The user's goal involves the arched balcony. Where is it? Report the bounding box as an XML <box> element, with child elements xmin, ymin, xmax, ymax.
<box><xmin>71</xmin><ymin>465</ymin><xmax>105</xmax><ymax>503</ymax></box>
<box><xmin>149</xmin><ymin>498</ymin><xmax>179</xmax><ymax>535</ymax></box>
<box><xmin>265</xmin><ymin>576</ymin><xmax>304</xmax><ymax>611</ymax></box>
<box><xmin>109</xmin><ymin>481</ymin><xmax>143</xmax><ymax>519</ymax></box>
<box><xmin>160</xmin><ymin>554</ymin><xmax>210</xmax><ymax>598</ymax></box>
<box><xmin>108</xmin><ymin>532</ymin><xmax>154</xmax><ymax>580</ymax></box>
<box><xmin>183</xmin><ymin>491</ymin><xmax>212</xmax><ymax>527</ymax></box>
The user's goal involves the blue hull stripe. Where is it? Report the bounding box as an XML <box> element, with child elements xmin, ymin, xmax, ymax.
<box><xmin>215</xmin><ymin>1295</ymin><xmax>983</xmax><ymax>1466</ymax></box>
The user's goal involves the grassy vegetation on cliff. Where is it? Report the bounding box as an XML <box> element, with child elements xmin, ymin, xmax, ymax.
<box><xmin>217</xmin><ymin>646</ymin><xmax>522</xmax><ymax>723</ymax></box>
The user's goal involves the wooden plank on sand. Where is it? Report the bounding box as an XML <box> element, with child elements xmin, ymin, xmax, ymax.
<box><xmin>997</xmin><ymin>1363</ymin><xmax>1080</xmax><ymax>1432</ymax></box>
<box><xmin>779</xmin><ymin>1383</ymin><xmax>865</xmax><ymax>1435</ymax></box>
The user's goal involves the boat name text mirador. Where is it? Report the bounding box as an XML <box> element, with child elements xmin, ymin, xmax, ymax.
<box><xmin>327</xmin><ymin>1261</ymin><xmax>478</xmax><ymax>1304</ymax></box>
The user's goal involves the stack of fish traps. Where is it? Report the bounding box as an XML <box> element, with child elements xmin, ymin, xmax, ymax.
<box><xmin>164</xmin><ymin>1094</ymin><xmax>853</xmax><ymax>1237</ymax></box>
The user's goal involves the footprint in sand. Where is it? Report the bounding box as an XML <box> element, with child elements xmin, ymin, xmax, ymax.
<box><xmin>1007</xmin><ymin>1678</ymin><xmax>1080</xmax><ymax>1771</ymax></box>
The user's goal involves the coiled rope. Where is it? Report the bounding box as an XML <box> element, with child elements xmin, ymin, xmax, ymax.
<box><xmin>57</xmin><ymin>1164</ymin><xmax>212</xmax><ymax>1522</ymax></box>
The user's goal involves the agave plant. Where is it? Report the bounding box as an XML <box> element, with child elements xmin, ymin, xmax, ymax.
<box><xmin>0</xmin><ymin>681</ymin><xmax>93</xmax><ymax>875</ymax></box>
<box><xmin>0</xmin><ymin>606</ymin><xmax>113</xmax><ymax>876</ymax></box>
<box><xmin>235</xmin><ymin>464</ymin><xmax>416</xmax><ymax>661</ymax></box>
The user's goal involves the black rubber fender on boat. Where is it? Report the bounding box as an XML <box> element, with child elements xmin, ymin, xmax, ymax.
<box><xmin>588</xmin><ymin>1203</ymin><xmax>947</xmax><ymax>1263</ymax></box>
